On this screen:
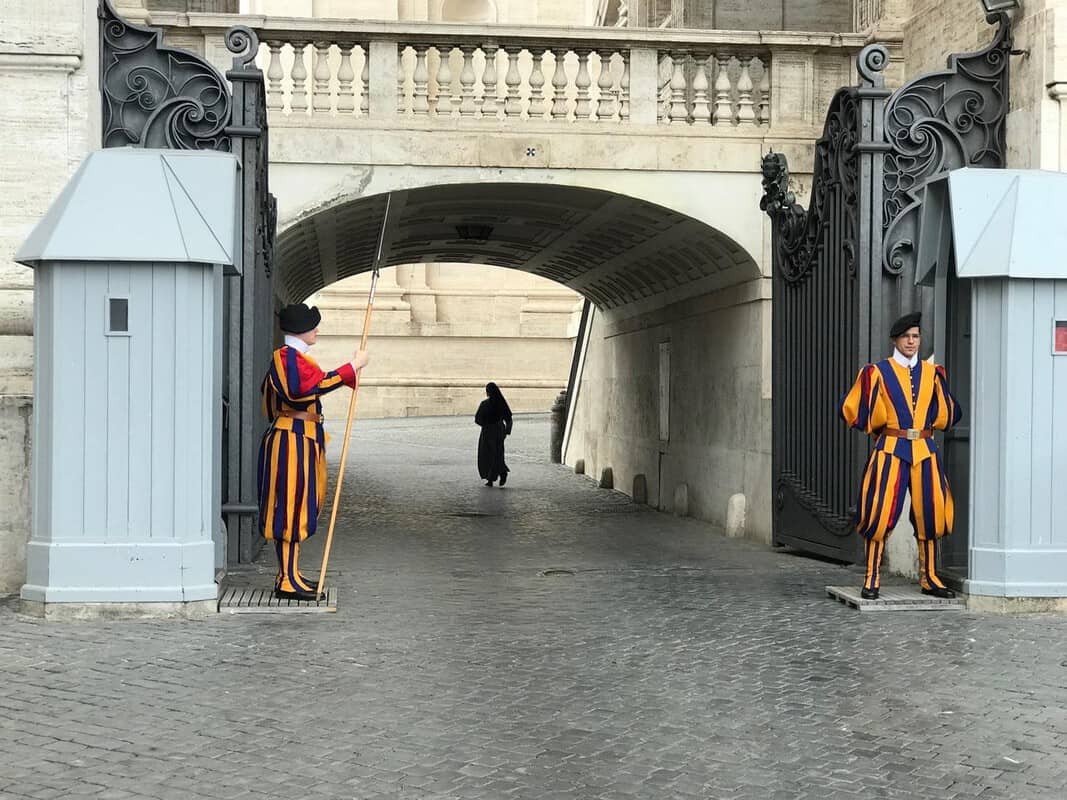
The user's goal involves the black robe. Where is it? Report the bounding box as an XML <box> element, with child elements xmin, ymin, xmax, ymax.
<box><xmin>475</xmin><ymin>398</ymin><xmax>512</xmax><ymax>481</ymax></box>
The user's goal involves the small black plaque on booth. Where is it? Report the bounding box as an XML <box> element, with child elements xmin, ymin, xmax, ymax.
<box><xmin>108</xmin><ymin>297</ymin><xmax>128</xmax><ymax>334</ymax></box>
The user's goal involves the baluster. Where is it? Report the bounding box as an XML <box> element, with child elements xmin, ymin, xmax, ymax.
<box><xmin>360</xmin><ymin>47</ymin><xmax>369</xmax><ymax>116</ymax></box>
<box><xmin>691</xmin><ymin>53</ymin><xmax>711</xmax><ymax>124</ymax></box>
<box><xmin>574</xmin><ymin>49</ymin><xmax>592</xmax><ymax>120</ymax></box>
<box><xmin>596</xmin><ymin>51</ymin><xmax>617</xmax><ymax>122</ymax></box>
<box><xmin>657</xmin><ymin>53</ymin><xmax>671</xmax><ymax>121</ymax></box>
<box><xmin>412</xmin><ymin>46</ymin><xmax>430</xmax><ymax>115</ymax></box>
<box><xmin>504</xmin><ymin>46</ymin><xmax>523</xmax><ymax>119</ymax></box>
<box><xmin>712</xmin><ymin>54</ymin><xmax>732</xmax><ymax>125</ymax></box>
<box><xmin>312</xmin><ymin>42</ymin><xmax>332</xmax><ymax>114</ymax></box>
<box><xmin>479</xmin><ymin>45</ymin><xmax>499</xmax><ymax>119</ymax></box>
<box><xmin>550</xmin><ymin>49</ymin><xmax>569</xmax><ymax>120</ymax></box>
<box><xmin>290</xmin><ymin>41</ymin><xmax>309</xmax><ymax>114</ymax></box>
<box><xmin>266</xmin><ymin>41</ymin><xmax>284</xmax><ymax>112</ymax></box>
<box><xmin>619</xmin><ymin>56</ymin><xmax>630</xmax><ymax>120</ymax></box>
<box><xmin>436</xmin><ymin>46</ymin><xmax>454</xmax><ymax>118</ymax></box>
<box><xmin>737</xmin><ymin>56</ymin><xmax>755</xmax><ymax>125</ymax></box>
<box><xmin>528</xmin><ymin>49</ymin><xmax>547</xmax><ymax>119</ymax></box>
<box><xmin>397</xmin><ymin>47</ymin><xmax>407</xmax><ymax>114</ymax></box>
<box><xmin>459</xmin><ymin>46</ymin><xmax>477</xmax><ymax>117</ymax></box>
<box><xmin>667</xmin><ymin>51</ymin><xmax>688</xmax><ymax>124</ymax></box>
<box><xmin>337</xmin><ymin>43</ymin><xmax>356</xmax><ymax>113</ymax></box>
<box><xmin>757</xmin><ymin>58</ymin><xmax>770</xmax><ymax>126</ymax></box>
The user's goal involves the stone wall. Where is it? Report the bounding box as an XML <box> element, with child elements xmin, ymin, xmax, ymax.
<box><xmin>0</xmin><ymin>0</ymin><xmax>98</xmax><ymax>592</ymax></box>
<box><xmin>565</xmin><ymin>279</ymin><xmax>772</xmax><ymax>543</ymax></box>
<box><xmin>682</xmin><ymin>0</ymin><xmax>853</xmax><ymax>32</ymax></box>
<box><xmin>0</xmin><ymin>397</ymin><xmax>32</xmax><ymax>593</ymax></box>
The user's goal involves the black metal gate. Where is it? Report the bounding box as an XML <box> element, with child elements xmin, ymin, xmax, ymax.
<box><xmin>760</xmin><ymin>46</ymin><xmax>890</xmax><ymax>561</ymax></box>
<box><xmin>760</xmin><ymin>18</ymin><xmax>1011</xmax><ymax>562</ymax></box>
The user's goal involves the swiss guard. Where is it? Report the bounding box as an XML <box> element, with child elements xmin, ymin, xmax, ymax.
<box><xmin>257</xmin><ymin>303</ymin><xmax>369</xmax><ymax>600</ymax></box>
<box><xmin>839</xmin><ymin>312</ymin><xmax>963</xmax><ymax>600</ymax></box>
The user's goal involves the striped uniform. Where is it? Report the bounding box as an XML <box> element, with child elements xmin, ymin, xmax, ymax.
<box><xmin>257</xmin><ymin>346</ymin><xmax>355</xmax><ymax>594</ymax></box>
<box><xmin>839</xmin><ymin>358</ymin><xmax>963</xmax><ymax>592</ymax></box>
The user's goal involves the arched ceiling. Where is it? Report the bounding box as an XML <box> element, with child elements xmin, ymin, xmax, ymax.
<box><xmin>276</xmin><ymin>183</ymin><xmax>759</xmax><ymax>309</ymax></box>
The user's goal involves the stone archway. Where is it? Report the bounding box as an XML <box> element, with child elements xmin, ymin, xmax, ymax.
<box><xmin>274</xmin><ymin>181</ymin><xmax>772</xmax><ymax>540</ymax></box>
<box><xmin>275</xmin><ymin>182</ymin><xmax>759</xmax><ymax>309</ymax></box>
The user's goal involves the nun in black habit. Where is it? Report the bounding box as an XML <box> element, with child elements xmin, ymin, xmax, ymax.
<box><xmin>475</xmin><ymin>382</ymin><xmax>513</xmax><ymax>487</ymax></box>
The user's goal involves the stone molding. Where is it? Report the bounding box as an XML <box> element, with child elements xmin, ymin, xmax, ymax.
<box><xmin>0</xmin><ymin>53</ymin><xmax>82</xmax><ymax>72</ymax></box>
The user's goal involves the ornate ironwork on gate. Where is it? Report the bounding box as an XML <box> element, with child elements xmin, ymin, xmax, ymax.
<box><xmin>760</xmin><ymin>15</ymin><xmax>1011</xmax><ymax>562</ymax></box>
<box><xmin>99</xmin><ymin>0</ymin><xmax>277</xmax><ymax>564</ymax></box>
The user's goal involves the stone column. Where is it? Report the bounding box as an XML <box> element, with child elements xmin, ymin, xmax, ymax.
<box><xmin>398</xmin><ymin>0</ymin><xmax>430</xmax><ymax>20</ymax></box>
<box><xmin>397</xmin><ymin>264</ymin><xmax>438</xmax><ymax>326</ymax></box>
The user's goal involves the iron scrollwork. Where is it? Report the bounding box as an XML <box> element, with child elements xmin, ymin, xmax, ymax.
<box><xmin>882</xmin><ymin>14</ymin><xmax>1011</xmax><ymax>276</ymax></box>
<box><xmin>99</xmin><ymin>0</ymin><xmax>232</xmax><ymax>150</ymax></box>
<box><xmin>760</xmin><ymin>46</ymin><xmax>889</xmax><ymax>283</ymax></box>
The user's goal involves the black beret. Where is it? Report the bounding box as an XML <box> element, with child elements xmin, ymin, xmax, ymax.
<box><xmin>278</xmin><ymin>303</ymin><xmax>321</xmax><ymax>334</ymax></box>
<box><xmin>889</xmin><ymin>312</ymin><xmax>921</xmax><ymax>339</ymax></box>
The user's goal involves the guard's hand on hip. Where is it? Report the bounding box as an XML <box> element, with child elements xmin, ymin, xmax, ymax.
<box><xmin>352</xmin><ymin>350</ymin><xmax>370</xmax><ymax>370</ymax></box>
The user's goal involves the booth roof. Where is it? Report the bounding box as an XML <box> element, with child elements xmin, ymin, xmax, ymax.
<box><xmin>16</xmin><ymin>148</ymin><xmax>239</xmax><ymax>269</ymax></box>
<box><xmin>918</xmin><ymin>168</ymin><xmax>1067</xmax><ymax>284</ymax></box>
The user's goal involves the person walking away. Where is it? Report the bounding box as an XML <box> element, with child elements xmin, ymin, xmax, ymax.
<box><xmin>476</xmin><ymin>382</ymin><xmax>513</xmax><ymax>487</ymax></box>
<box><xmin>839</xmin><ymin>312</ymin><xmax>963</xmax><ymax>600</ymax></box>
<box><xmin>257</xmin><ymin>302</ymin><xmax>369</xmax><ymax>600</ymax></box>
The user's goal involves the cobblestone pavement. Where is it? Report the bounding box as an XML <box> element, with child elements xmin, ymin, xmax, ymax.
<box><xmin>2</xmin><ymin>414</ymin><xmax>1067</xmax><ymax>800</ymax></box>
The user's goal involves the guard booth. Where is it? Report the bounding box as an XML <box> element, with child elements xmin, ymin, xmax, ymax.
<box><xmin>918</xmin><ymin>168</ymin><xmax>1067</xmax><ymax>598</ymax></box>
<box><xmin>15</xmin><ymin>148</ymin><xmax>239</xmax><ymax>616</ymax></box>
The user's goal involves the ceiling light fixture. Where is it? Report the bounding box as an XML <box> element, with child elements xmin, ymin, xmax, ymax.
<box><xmin>455</xmin><ymin>224</ymin><xmax>494</xmax><ymax>242</ymax></box>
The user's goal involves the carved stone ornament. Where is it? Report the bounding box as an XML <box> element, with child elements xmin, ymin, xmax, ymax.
<box><xmin>99</xmin><ymin>0</ymin><xmax>233</xmax><ymax>150</ymax></box>
<box><xmin>882</xmin><ymin>13</ymin><xmax>1011</xmax><ymax>276</ymax></box>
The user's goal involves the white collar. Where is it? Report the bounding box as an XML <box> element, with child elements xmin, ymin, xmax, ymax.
<box><xmin>284</xmin><ymin>334</ymin><xmax>310</xmax><ymax>354</ymax></box>
<box><xmin>892</xmin><ymin>348</ymin><xmax>918</xmax><ymax>369</ymax></box>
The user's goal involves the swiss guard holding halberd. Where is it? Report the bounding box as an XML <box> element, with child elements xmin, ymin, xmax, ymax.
<box><xmin>839</xmin><ymin>312</ymin><xmax>963</xmax><ymax>600</ymax></box>
<box><xmin>258</xmin><ymin>303</ymin><xmax>369</xmax><ymax>601</ymax></box>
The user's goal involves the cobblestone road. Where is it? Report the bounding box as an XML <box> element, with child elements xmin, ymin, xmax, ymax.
<box><xmin>2</xmin><ymin>415</ymin><xmax>1067</xmax><ymax>800</ymax></box>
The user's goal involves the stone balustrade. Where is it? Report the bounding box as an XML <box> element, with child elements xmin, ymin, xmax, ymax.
<box><xmin>150</xmin><ymin>13</ymin><xmax>865</xmax><ymax>131</ymax></box>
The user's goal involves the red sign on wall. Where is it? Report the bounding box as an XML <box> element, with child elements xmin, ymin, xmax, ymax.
<box><xmin>1056</xmin><ymin>321</ymin><xmax>1067</xmax><ymax>354</ymax></box>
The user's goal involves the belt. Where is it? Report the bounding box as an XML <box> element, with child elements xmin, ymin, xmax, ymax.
<box><xmin>883</xmin><ymin>427</ymin><xmax>932</xmax><ymax>440</ymax></box>
<box><xmin>277</xmin><ymin>410</ymin><xmax>324</xmax><ymax>424</ymax></box>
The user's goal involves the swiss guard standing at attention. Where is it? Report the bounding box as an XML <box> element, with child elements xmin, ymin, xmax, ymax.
<box><xmin>258</xmin><ymin>303</ymin><xmax>369</xmax><ymax>600</ymax></box>
<box><xmin>839</xmin><ymin>312</ymin><xmax>963</xmax><ymax>600</ymax></box>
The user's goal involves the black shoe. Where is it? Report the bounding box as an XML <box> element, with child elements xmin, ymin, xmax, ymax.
<box><xmin>274</xmin><ymin>588</ymin><xmax>319</xmax><ymax>602</ymax></box>
<box><xmin>499</xmin><ymin>472</ymin><xmax>508</xmax><ymax>487</ymax></box>
<box><xmin>860</xmin><ymin>587</ymin><xmax>879</xmax><ymax>600</ymax></box>
<box><xmin>485</xmin><ymin>480</ymin><xmax>493</xmax><ymax>487</ymax></box>
<box><xmin>921</xmin><ymin>586</ymin><xmax>956</xmax><ymax>599</ymax></box>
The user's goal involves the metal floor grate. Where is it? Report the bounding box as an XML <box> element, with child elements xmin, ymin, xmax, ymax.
<box><xmin>218</xmin><ymin>586</ymin><xmax>337</xmax><ymax>614</ymax></box>
<box><xmin>827</xmin><ymin>585</ymin><xmax>965</xmax><ymax>612</ymax></box>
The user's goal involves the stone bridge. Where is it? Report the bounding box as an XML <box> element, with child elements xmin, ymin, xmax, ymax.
<box><xmin>150</xmin><ymin>10</ymin><xmax>865</xmax><ymax>543</ymax></box>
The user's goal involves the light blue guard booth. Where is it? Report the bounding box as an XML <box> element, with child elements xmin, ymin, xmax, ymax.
<box><xmin>918</xmin><ymin>168</ymin><xmax>1067</xmax><ymax>599</ymax></box>
<box><xmin>15</xmin><ymin>148</ymin><xmax>239</xmax><ymax>616</ymax></box>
